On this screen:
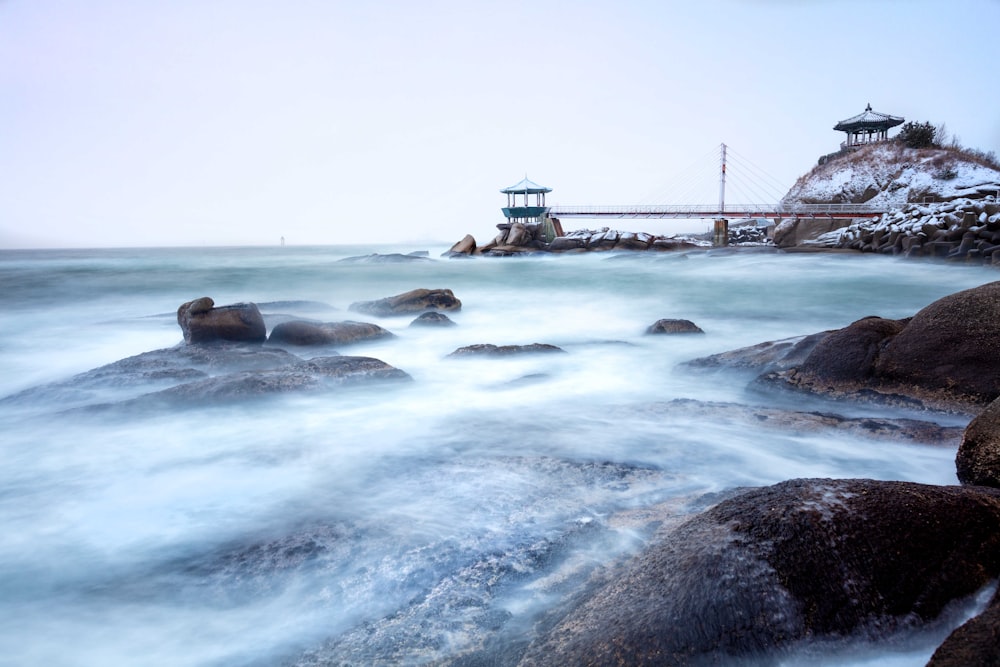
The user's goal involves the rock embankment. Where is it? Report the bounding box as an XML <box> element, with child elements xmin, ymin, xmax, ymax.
<box><xmin>445</xmin><ymin>222</ymin><xmax>708</xmax><ymax>257</ymax></box>
<box><xmin>789</xmin><ymin>196</ymin><xmax>1000</xmax><ymax>263</ymax></box>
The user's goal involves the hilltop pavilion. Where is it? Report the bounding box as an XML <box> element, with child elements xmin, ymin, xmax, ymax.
<box><xmin>834</xmin><ymin>103</ymin><xmax>905</xmax><ymax>149</ymax></box>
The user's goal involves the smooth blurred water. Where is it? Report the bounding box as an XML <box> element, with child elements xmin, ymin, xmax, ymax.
<box><xmin>0</xmin><ymin>245</ymin><xmax>992</xmax><ymax>666</ymax></box>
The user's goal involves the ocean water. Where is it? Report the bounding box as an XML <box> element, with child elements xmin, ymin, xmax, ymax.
<box><xmin>0</xmin><ymin>244</ymin><xmax>993</xmax><ymax>666</ymax></box>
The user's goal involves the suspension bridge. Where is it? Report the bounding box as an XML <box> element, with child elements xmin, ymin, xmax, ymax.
<box><xmin>548</xmin><ymin>144</ymin><xmax>884</xmax><ymax>220</ymax></box>
<box><xmin>502</xmin><ymin>144</ymin><xmax>885</xmax><ymax>245</ymax></box>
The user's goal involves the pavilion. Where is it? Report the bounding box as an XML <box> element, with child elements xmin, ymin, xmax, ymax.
<box><xmin>500</xmin><ymin>176</ymin><xmax>552</xmax><ymax>224</ymax></box>
<box><xmin>834</xmin><ymin>103</ymin><xmax>904</xmax><ymax>149</ymax></box>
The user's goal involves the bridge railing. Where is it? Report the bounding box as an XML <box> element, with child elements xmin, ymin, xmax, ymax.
<box><xmin>547</xmin><ymin>203</ymin><xmax>886</xmax><ymax>218</ymax></box>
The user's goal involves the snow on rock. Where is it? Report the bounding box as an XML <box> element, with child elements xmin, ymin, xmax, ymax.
<box><xmin>783</xmin><ymin>143</ymin><xmax>1000</xmax><ymax>210</ymax></box>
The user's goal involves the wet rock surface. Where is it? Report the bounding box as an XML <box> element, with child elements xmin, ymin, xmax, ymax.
<box><xmin>177</xmin><ymin>297</ymin><xmax>266</xmax><ymax>344</ymax></box>
<box><xmin>696</xmin><ymin>281</ymin><xmax>1000</xmax><ymax>414</ymax></box>
<box><xmin>267</xmin><ymin>320</ymin><xmax>395</xmax><ymax>346</ymax></box>
<box><xmin>349</xmin><ymin>288</ymin><xmax>462</xmax><ymax>316</ymax></box>
<box><xmin>956</xmin><ymin>396</ymin><xmax>1000</xmax><ymax>488</ymax></box>
<box><xmin>409</xmin><ymin>311</ymin><xmax>456</xmax><ymax>327</ymax></box>
<box><xmin>520</xmin><ymin>479</ymin><xmax>1000</xmax><ymax>666</ymax></box>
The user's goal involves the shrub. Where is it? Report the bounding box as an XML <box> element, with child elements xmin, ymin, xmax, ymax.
<box><xmin>896</xmin><ymin>121</ymin><xmax>938</xmax><ymax>149</ymax></box>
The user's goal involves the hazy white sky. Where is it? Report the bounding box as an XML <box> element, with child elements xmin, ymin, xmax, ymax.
<box><xmin>2</xmin><ymin>0</ymin><xmax>999</xmax><ymax>248</ymax></box>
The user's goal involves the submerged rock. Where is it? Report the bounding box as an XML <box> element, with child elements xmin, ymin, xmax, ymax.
<box><xmin>349</xmin><ymin>288</ymin><xmax>462</xmax><ymax>316</ymax></box>
<box><xmin>447</xmin><ymin>343</ymin><xmax>565</xmax><ymax>357</ymax></box>
<box><xmin>336</xmin><ymin>253</ymin><xmax>432</xmax><ymax>264</ymax></box>
<box><xmin>267</xmin><ymin>320</ymin><xmax>394</xmax><ymax>346</ymax></box>
<box><xmin>645</xmin><ymin>318</ymin><xmax>704</xmax><ymax>335</ymax></box>
<box><xmin>520</xmin><ymin>479</ymin><xmax>1000</xmax><ymax>666</ymax></box>
<box><xmin>177</xmin><ymin>297</ymin><xmax>266</xmax><ymax>344</ymax></box>
<box><xmin>143</xmin><ymin>356</ymin><xmax>411</xmax><ymax>405</ymax></box>
<box><xmin>409</xmin><ymin>312</ymin><xmax>456</xmax><ymax>327</ymax></box>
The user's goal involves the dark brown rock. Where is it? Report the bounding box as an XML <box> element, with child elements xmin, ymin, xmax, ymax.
<box><xmin>795</xmin><ymin>316</ymin><xmax>906</xmax><ymax>384</ymax></box>
<box><xmin>267</xmin><ymin>320</ymin><xmax>394</xmax><ymax>346</ymax></box>
<box><xmin>177</xmin><ymin>297</ymin><xmax>266</xmax><ymax>345</ymax></box>
<box><xmin>927</xmin><ymin>588</ymin><xmax>1000</xmax><ymax>667</ymax></box>
<box><xmin>875</xmin><ymin>281</ymin><xmax>1000</xmax><ymax>405</ymax></box>
<box><xmin>349</xmin><ymin>288</ymin><xmax>462</xmax><ymax>317</ymax></box>
<box><xmin>683</xmin><ymin>332</ymin><xmax>828</xmax><ymax>375</ymax></box>
<box><xmin>957</xmin><ymin>396</ymin><xmax>1000</xmax><ymax>488</ymax></box>
<box><xmin>645</xmin><ymin>318</ymin><xmax>704</xmax><ymax>335</ymax></box>
<box><xmin>520</xmin><ymin>479</ymin><xmax>1000</xmax><ymax>667</ymax></box>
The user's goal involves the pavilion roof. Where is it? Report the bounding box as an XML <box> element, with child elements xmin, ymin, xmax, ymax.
<box><xmin>501</xmin><ymin>176</ymin><xmax>552</xmax><ymax>195</ymax></box>
<box><xmin>834</xmin><ymin>104</ymin><xmax>905</xmax><ymax>132</ymax></box>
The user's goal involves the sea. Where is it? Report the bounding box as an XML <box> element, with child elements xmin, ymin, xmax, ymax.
<box><xmin>0</xmin><ymin>244</ymin><xmax>994</xmax><ymax>667</ymax></box>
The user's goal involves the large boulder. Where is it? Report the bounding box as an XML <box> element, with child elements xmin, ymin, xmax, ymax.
<box><xmin>177</xmin><ymin>297</ymin><xmax>266</xmax><ymax>345</ymax></box>
<box><xmin>520</xmin><ymin>479</ymin><xmax>1000</xmax><ymax>666</ymax></box>
<box><xmin>442</xmin><ymin>234</ymin><xmax>476</xmax><ymax>257</ymax></box>
<box><xmin>267</xmin><ymin>320</ymin><xmax>394</xmax><ymax>346</ymax></box>
<box><xmin>956</xmin><ymin>396</ymin><xmax>1000</xmax><ymax>488</ymax></box>
<box><xmin>927</xmin><ymin>588</ymin><xmax>1000</xmax><ymax>666</ymax></box>
<box><xmin>740</xmin><ymin>282</ymin><xmax>1000</xmax><ymax>412</ymax></box>
<box><xmin>349</xmin><ymin>288</ymin><xmax>462</xmax><ymax>317</ymax></box>
<box><xmin>874</xmin><ymin>281</ymin><xmax>1000</xmax><ymax>404</ymax></box>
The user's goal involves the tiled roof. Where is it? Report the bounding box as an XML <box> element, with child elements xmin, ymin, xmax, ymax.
<box><xmin>834</xmin><ymin>104</ymin><xmax>905</xmax><ymax>132</ymax></box>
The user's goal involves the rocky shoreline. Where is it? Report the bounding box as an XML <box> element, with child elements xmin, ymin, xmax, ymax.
<box><xmin>9</xmin><ymin>278</ymin><xmax>1000</xmax><ymax>665</ymax></box>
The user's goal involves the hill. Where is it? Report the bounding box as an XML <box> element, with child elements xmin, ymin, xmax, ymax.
<box><xmin>781</xmin><ymin>142</ymin><xmax>1000</xmax><ymax>209</ymax></box>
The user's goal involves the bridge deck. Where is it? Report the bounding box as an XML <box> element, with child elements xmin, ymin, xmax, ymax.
<box><xmin>548</xmin><ymin>204</ymin><xmax>884</xmax><ymax>219</ymax></box>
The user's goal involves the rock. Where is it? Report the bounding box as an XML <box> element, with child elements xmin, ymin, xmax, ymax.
<box><xmin>520</xmin><ymin>479</ymin><xmax>1000</xmax><ymax>666</ymax></box>
<box><xmin>956</xmin><ymin>396</ymin><xmax>1000</xmax><ymax>488</ymax></box>
<box><xmin>874</xmin><ymin>281</ymin><xmax>1000</xmax><ymax>406</ymax></box>
<box><xmin>267</xmin><ymin>320</ymin><xmax>394</xmax><ymax>346</ymax></box>
<box><xmin>447</xmin><ymin>343</ymin><xmax>565</xmax><ymax>357</ymax></box>
<box><xmin>927</xmin><ymin>588</ymin><xmax>1000</xmax><ymax>667</ymax></box>
<box><xmin>349</xmin><ymin>288</ymin><xmax>462</xmax><ymax>316</ymax></box>
<box><xmin>409</xmin><ymin>312</ymin><xmax>456</xmax><ymax>327</ymax></box>
<box><xmin>773</xmin><ymin>217</ymin><xmax>852</xmax><ymax>248</ymax></box>
<box><xmin>442</xmin><ymin>234</ymin><xmax>476</xmax><ymax>257</ymax></box>
<box><xmin>645</xmin><ymin>318</ymin><xmax>704</xmax><ymax>334</ymax></box>
<box><xmin>794</xmin><ymin>316</ymin><xmax>906</xmax><ymax>384</ymax></box>
<box><xmin>177</xmin><ymin>297</ymin><xmax>266</xmax><ymax>345</ymax></box>
<box><xmin>505</xmin><ymin>222</ymin><xmax>532</xmax><ymax>247</ymax></box>
<box><xmin>682</xmin><ymin>332</ymin><xmax>827</xmax><ymax>375</ymax></box>
<box><xmin>548</xmin><ymin>236</ymin><xmax>588</xmax><ymax>252</ymax></box>
<box><xmin>143</xmin><ymin>356</ymin><xmax>411</xmax><ymax>405</ymax></box>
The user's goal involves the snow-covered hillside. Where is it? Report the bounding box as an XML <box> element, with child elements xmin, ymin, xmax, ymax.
<box><xmin>781</xmin><ymin>143</ymin><xmax>1000</xmax><ymax>209</ymax></box>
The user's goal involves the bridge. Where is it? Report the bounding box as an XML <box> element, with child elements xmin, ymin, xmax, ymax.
<box><xmin>502</xmin><ymin>143</ymin><xmax>887</xmax><ymax>245</ymax></box>
<box><xmin>548</xmin><ymin>202</ymin><xmax>885</xmax><ymax>220</ymax></box>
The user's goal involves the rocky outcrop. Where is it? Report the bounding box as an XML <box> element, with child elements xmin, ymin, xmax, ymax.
<box><xmin>176</xmin><ymin>297</ymin><xmax>266</xmax><ymax>344</ymax></box>
<box><xmin>447</xmin><ymin>343</ymin><xmax>565</xmax><ymax>357</ymax></box>
<box><xmin>442</xmin><ymin>234</ymin><xmax>476</xmax><ymax>258</ymax></box>
<box><xmin>349</xmin><ymin>288</ymin><xmax>462</xmax><ymax>316</ymax></box>
<box><xmin>645</xmin><ymin>318</ymin><xmax>704</xmax><ymax>335</ymax></box>
<box><xmin>145</xmin><ymin>356</ymin><xmax>411</xmax><ymax>405</ymax></box>
<box><xmin>956</xmin><ymin>396</ymin><xmax>1000</xmax><ymax>488</ymax></box>
<box><xmin>471</xmin><ymin>224</ymin><xmax>709</xmax><ymax>256</ymax></box>
<box><xmin>744</xmin><ymin>282</ymin><xmax>1000</xmax><ymax>413</ymax></box>
<box><xmin>521</xmin><ymin>479</ymin><xmax>1000</xmax><ymax>667</ymax></box>
<box><xmin>267</xmin><ymin>320</ymin><xmax>394</xmax><ymax>346</ymax></box>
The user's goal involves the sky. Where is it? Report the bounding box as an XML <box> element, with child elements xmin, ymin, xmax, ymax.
<box><xmin>2</xmin><ymin>0</ymin><xmax>999</xmax><ymax>249</ymax></box>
